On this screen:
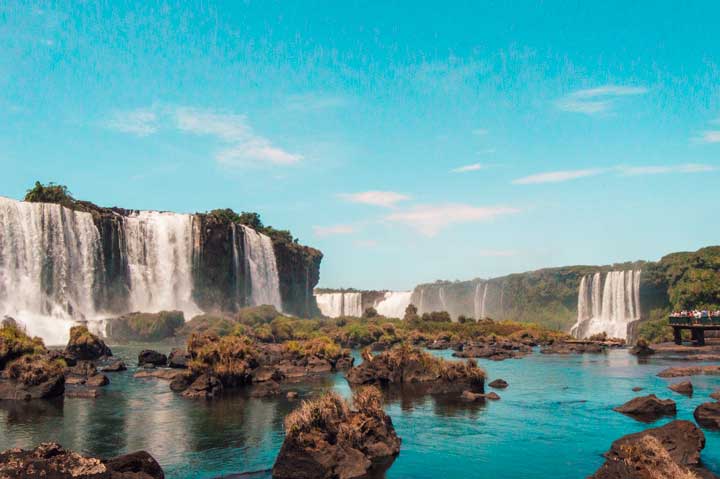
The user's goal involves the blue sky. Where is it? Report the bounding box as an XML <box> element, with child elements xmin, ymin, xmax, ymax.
<box><xmin>1</xmin><ymin>1</ymin><xmax>719</xmax><ymax>290</ymax></box>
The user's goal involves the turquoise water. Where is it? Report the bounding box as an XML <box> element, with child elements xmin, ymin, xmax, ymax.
<box><xmin>1</xmin><ymin>345</ymin><xmax>719</xmax><ymax>478</ymax></box>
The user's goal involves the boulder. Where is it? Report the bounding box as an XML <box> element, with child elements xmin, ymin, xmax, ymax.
<box><xmin>613</xmin><ymin>395</ymin><xmax>676</xmax><ymax>422</ymax></box>
<box><xmin>668</xmin><ymin>381</ymin><xmax>693</xmax><ymax>397</ymax></box>
<box><xmin>0</xmin><ymin>354</ymin><xmax>65</xmax><ymax>400</ymax></box>
<box><xmin>167</xmin><ymin>349</ymin><xmax>190</xmax><ymax>369</ymax></box>
<box><xmin>181</xmin><ymin>374</ymin><xmax>222</xmax><ymax>399</ymax></box>
<box><xmin>250</xmin><ymin>380</ymin><xmax>281</xmax><ymax>398</ymax></box>
<box><xmin>632</xmin><ymin>387</ymin><xmax>644</xmax><ymax>392</ymax></box>
<box><xmin>657</xmin><ymin>365</ymin><xmax>720</xmax><ymax>378</ymax></box>
<box><xmin>64</xmin><ymin>326</ymin><xmax>112</xmax><ymax>361</ymax></box>
<box><xmin>86</xmin><ymin>374</ymin><xmax>109</xmax><ymax>388</ymax></box>
<box><xmin>711</xmin><ymin>390</ymin><xmax>720</xmax><ymax>401</ymax></box>
<box><xmin>65</xmin><ymin>388</ymin><xmax>100</xmax><ymax>399</ymax></box>
<box><xmin>272</xmin><ymin>388</ymin><xmax>400</xmax><ymax>479</ymax></box>
<box><xmin>0</xmin><ymin>442</ymin><xmax>164</xmax><ymax>478</ymax></box>
<box><xmin>694</xmin><ymin>402</ymin><xmax>720</xmax><ymax>430</ymax></box>
<box><xmin>286</xmin><ymin>391</ymin><xmax>298</xmax><ymax>400</ymax></box>
<box><xmin>629</xmin><ymin>338</ymin><xmax>655</xmax><ymax>356</ymax></box>
<box><xmin>138</xmin><ymin>350</ymin><xmax>167</xmax><ymax>367</ymax></box>
<box><xmin>101</xmin><ymin>360</ymin><xmax>127</xmax><ymax>372</ymax></box>
<box><xmin>488</xmin><ymin>379</ymin><xmax>508</xmax><ymax>389</ymax></box>
<box><xmin>590</xmin><ymin>420</ymin><xmax>712</xmax><ymax>479</ymax></box>
<box><xmin>461</xmin><ymin>390</ymin><xmax>500</xmax><ymax>401</ymax></box>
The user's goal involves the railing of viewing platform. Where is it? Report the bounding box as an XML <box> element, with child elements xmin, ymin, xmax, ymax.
<box><xmin>669</xmin><ymin>315</ymin><xmax>720</xmax><ymax>326</ymax></box>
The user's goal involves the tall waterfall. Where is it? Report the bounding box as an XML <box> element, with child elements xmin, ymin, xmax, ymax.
<box><xmin>241</xmin><ymin>225</ymin><xmax>282</xmax><ymax>310</ymax></box>
<box><xmin>0</xmin><ymin>197</ymin><xmax>102</xmax><ymax>344</ymax></box>
<box><xmin>123</xmin><ymin>211</ymin><xmax>200</xmax><ymax>318</ymax></box>
<box><xmin>570</xmin><ymin>270</ymin><xmax>642</xmax><ymax>340</ymax></box>
<box><xmin>374</xmin><ymin>291</ymin><xmax>412</xmax><ymax>318</ymax></box>
<box><xmin>314</xmin><ymin>292</ymin><xmax>362</xmax><ymax>318</ymax></box>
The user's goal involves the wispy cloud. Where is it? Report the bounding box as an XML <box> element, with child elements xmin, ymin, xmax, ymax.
<box><xmin>555</xmin><ymin>85</ymin><xmax>647</xmax><ymax>115</ymax></box>
<box><xmin>339</xmin><ymin>191</ymin><xmax>410</xmax><ymax>208</ymax></box>
<box><xmin>451</xmin><ymin>163</ymin><xmax>485</xmax><ymax>173</ymax></box>
<box><xmin>695</xmin><ymin>130</ymin><xmax>720</xmax><ymax>144</ymax></box>
<box><xmin>514</xmin><ymin>164</ymin><xmax>716</xmax><ymax>184</ymax></box>
<box><xmin>386</xmin><ymin>203</ymin><xmax>520</xmax><ymax>236</ymax></box>
<box><xmin>104</xmin><ymin>109</ymin><xmax>158</xmax><ymax>136</ymax></box>
<box><xmin>618</xmin><ymin>164</ymin><xmax>716</xmax><ymax>175</ymax></box>
<box><xmin>313</xmin><ymin>224</ymin><xmax>356</xmax><ymax>237</ymax></box>
<box><xmin>512</xmin><ymin>168</ymin><xmax>606</xmax><ymax>184</ymax></box>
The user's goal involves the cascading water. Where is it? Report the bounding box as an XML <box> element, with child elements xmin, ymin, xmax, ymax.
<box><xmin>374</xmin><ymin>291</ymin><xmax>412</xmax><ymax>318</ymax></box>
<box><xmin>241</xmin><ymin>225</ymin><xmax>282</xmax><ymax>311</ymax></box>
<box><xmin>570</xmin><ymin>270</ymin><xmax>642</xmax><ymax>340</ymax></box>
<box><xmin>473</xmin><ymin>282</ymin><xmax>489</xmax><ymax>319</ymax></box>
<box><xmin>314</xmin><ymin>292</ymin><xmax>362</xmax><ymax>318</ymax></box>
<box><xmin>123</xmin><ymin>211</ymin><xmax>201</xmax><ymax>318</ymax></box>
<box><xmin>0</xmin><ymin>197</ymin><xmax>102</xmax><ymax>344</ymax></box>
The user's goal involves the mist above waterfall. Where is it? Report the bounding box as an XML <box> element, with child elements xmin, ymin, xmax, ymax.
<box><xmin>315</xmin><ymin>292</ymin><xmax>363</xmax><ymax>317</ymax></box>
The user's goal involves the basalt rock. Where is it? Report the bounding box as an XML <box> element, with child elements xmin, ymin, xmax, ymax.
<box><xmin>64</xmin><ymin>326</ymin><xmax>112</xmax><ymax>361</ymax></box>
<box><xmin>629</xmin><ymin>338</ymin><xmax>655</xmax><ymax>357</ymax></box>
<box><xmin>454</xmin><ymin>340</ymin><xmax>531</xmax><ymax>361</ymax></box>
<box><xmin>272</xmin><ymin>388</ymin><xmax>400</xmax><ymax>479</ymax></box>
<box><xmin>101</xmin><ymin>360</ymin><xmax>127</xmax><ymax>372</ymax></box>
<box><xmin>694</xmin><ymin>402</ymin><xmax>720</xmax><ymax>430</ymax></box>
<box><xmin>250</xmin><ymin>380</ymin><xmax>281</xmax><ymax>398</ymax></box>
<box><xmin>138</xmin><ymin>350</ymin><xmax>167</xmax><ymax>367</ymax></box>
<box><xmin>590</xmin><ymin>420</ymin><xmax>714</xmax><ymax>479</ymax></box>
<box><xmin>0</xmin><ymin>442</ymin><xmax>164</xmax><ymax>478</ymax></box>
<box><xmin>711</xmin><ymin>390</ymin><xmax>720</xmax><ymax>401</ymax></box>
<box><xmin>488</xmin><ymin>379</ymin><xmax>508</xmax><ymax>389</ymax></box>
<box><xmin>461</xmin><ymin>390</ymin><xmax>500</xmax><ymax>401</ymax></box>
<box><xmin>613</xmin><ymin>395</ymin><xmax>676</xmax><ymax>422</ymax></box>
<box><xmin>0</xmin><ymin>354</ymin><xmax>65</xmax><ymax>400</ymax></box>
<box><xmin>168</xmin><ymin>349</ymin><xmax>190</xmax><ymax>369</ymax></box>
<box><xmin>540</xmin><ymin>341</ymin><xmax>606</xmax><ymax>355</ymax></box>
<box><xmin>181</xmin><ymin>373</ymin><xmax>223</xmax><ymax>399</ymax></box>
<box><xmin>657</xmin><ymin>365</ymin><xmax>720</xmax><ymax>378</ymax></box>
<box><xmin>668</xmin><ymin>381</ymin><xmax>693</xmax><ymax>397</ymax></box>
<box><xmin>346</xmin><ymin>345</ymin><xmax>485</xmax><ymax>395</ymax></box>
<box><xmin>85</xmin><ymin>374</ymin><xmax>109</xmax><ymax>388</ymax></box>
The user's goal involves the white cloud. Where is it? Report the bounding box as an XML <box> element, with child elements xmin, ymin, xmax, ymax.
<box><xmin>696</xmin><ymin>130</ymin><xmax>720</xmax><ymax>143</ymax></box>
<box><xmin>451</xmin><ymin>163</ymin><xmax>485</xmax><ymax>173</ymax></box>
<box><xmin>339</xmin><ymin>191</ymin><xmax>410</xmax><ymax>208</ymax></box>
<box><xmin>512</xmin><ymin>168</ymin><xmax>606</xmax><ymax>184</ymax></box>
<box><xmin>313</xmin><ymin>224</ymin><xmax>356</xmax><ymax>237</ymax></box>
<box><xmin>472</xmin><ymin>128</ymin><xmax>489</xmax><ymax>136</ymax></box>
<box><xmin>104</xmin><ymin>109</ymin><xmax>158</xmax><ymax>136</ymax></box>
<box><xmin>556</xmin><ymin>85</ymin><xmax>647</xmax><ymax>115</ymax></box>
<box><xmin>386</xmin><ymin>203</ymin><xmax>520</xmax><ymax>236</ymax></box>
<box><xmin>618</xmin><ymin>164</ymin><xmax>716</xmax><ymax>175</ymax></box>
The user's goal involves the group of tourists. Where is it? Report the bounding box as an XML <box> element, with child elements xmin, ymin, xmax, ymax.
<box><xmin>670</xmin><ymin>310</ymin><xmax>720</xmax><ymax>319</ymax></box>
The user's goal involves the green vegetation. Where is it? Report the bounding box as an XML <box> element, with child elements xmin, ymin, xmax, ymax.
<box><xmin>106</xmin><ymin>311</ymin><xmax>185</xmax><ymax>342</ymax></box>
<box><xmin>0</xmin><ymin>318</ymin><xmax>46</xmax><ymax>369</ymax></box>
<box><xmin>24</xmin><ymin>181</ymin><xmax>75</xmax><ymax>207</ymax></box>
<box><xmin>647</xmin><ymin>246</ymin><xmax>720</xmax><ymax>310</ymax></box>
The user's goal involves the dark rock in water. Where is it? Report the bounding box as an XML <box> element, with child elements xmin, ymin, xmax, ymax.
<box><xmin>286</xmin><ymin>391</ymin><xmax>298</xmax><ymax>400</ymax></box>
<box><xmin>668</xmin><ymin>380</ymin><xmax>693</xmax><ymax>397</ymax></box>
<box><xmin>106</xmin><ymin>310</ymin><xmax>185</xmax><ymax>342</ymax></box>
<box><xmin>182</xmin><ymin>374</ymin><xmax>222</xmax><ymax>399</ymax></box>
<box><xmin>590</xmin><ymin>420</ymin><xmax>712</xmax><ymax>479</ymax></box>
<box><xmin>168</xmin><ymin>349</ymin><xmax>190</xmax><ymax>369</ymax></box>
<box><xmin>711</xmin><ymin>390</ymin><xmax>720</xmax><ymax>401</ymax></box>
<box><xmin>335</xmin><ymin>356</ymin><xmax>354</xmax><ymax>370</ymax></box>
<box><xmin>250</xmin><ymin>380</ymin><xmax>281</xmax><ymax>398</ymax></box>
<box><xmin>629</xmin><ymin>338</ymin><xmax>655</xmax><ymax>356</ymax></box>
<box><xmin>488</xmin><ymin>379</ymin><xmax>508</xmax><ymax>389</ymax></box>
<box><xmin>169</xmin><ymin>372</ymin><xmax>194</xmax><ymax>392</ymax></box>
<box><xmin>346</xmin><ymin>345</ymin><xmax>485</xmax><ymax>395</ymax></box>
<box><xmin>613</xmin><ymin>395</ymin><xmax>676</xmax><ymax>422</ymax></box>
<box><xmin>251</xmin><ymin>366</ymin><xmax>284</xmax><ymax>383</ymax></box>
<box><xmin>65</xmin><ymin>376</ymin><xmax>86</xmax><ymax>385</ymax></box>
<box><xmin>540</xmin><ymin>341</ymin><xmax>606</xmax><ymax>355</ymax></box>
<box><xmin>135</xmin><ymin>369</ymin><xmax>185</xmax><ymax>381</ymax></box>
<box><xmin>272</xmin><ymin>387</ymin><xmax>400</xmax><ymax>479</ymax></box>
<box><xmin>101</xmin><ymin>360</ymin><xmax>127</xmax><ymax>372</ymax></box>
<box><xmin>0</xmin><ymin>354</ymin><xmax>65</xmax><ymax>400</ymax></box>
<box><xmin>86</xmin><ymin>374</ymin><xmax>109</xmax><ymax>388</ymax></box>
<box><xmin>67</xmin><ymin>360</ymin><xmax>98</xmax><ymax>378</ymax></box>
<box><xmin>454</xmin><ymin>339</ymin><xmax>531</xmax><ymax>361</ymax></box>
<box><xmin>65</xmin><ymin>388</ymin><xmax>100</xmax><ymax>399</ymax></box>
<box><xmin>632</xmin><ymin>387</ymin><xmax>644</xmax><ymax>392</ymax></box>
<box><xmin>657</xmin><ymin>365</ymin><xmax>720</xmax><ymax>378</ymax></box>
<box><xmin>138</xmin><ymin>350</ymin><xmax>167</xmax><ymax>367</ymax></box>
<box><xmin>694</xmin><ymin>402</ymin><xmax>720</xmax><ymax>430</ymax></box>
<box><xmin>64</xmin><ymin>325</ymin><xmax>112</xmax><ymax>361</ymax></box>
<box><xmin>0</xmin><ymin>442</ymin><xmax>164</xmax><ymax>478</ymax></box>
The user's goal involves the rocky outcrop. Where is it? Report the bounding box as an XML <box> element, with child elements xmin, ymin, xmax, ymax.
<box><xmin>168</xmin><ymin>349</ymin><xmax>190</xmax><ymax>368</ymax></box>
<box><xmin>0</xmin><ymin>442</ymin><xmax>164</xmax><ymax>478</ymax></box>
<box><xmin>488</xmin><ymin>379</ymin><xmax>508</xmax><ymax>389</ymax></box>
<box><xmin>0</xmin><ymin>354</ymin><xmax>65</xmax><ymax>400</ymax></box>
<box><xmin>105</xmin><ymin>311</ymin><xmax>185</xmax><ymax>342</ymax></box>
<box><xmin>630</xmin><ymin>338</ymin><xmax>655</xmax><ymax>356</ymax></box>
<box><xmin>694</xmin><ymin>402</ymin><xmax>720</xmax><ymax>430</ymax></box>
<box><xmin>454</xmin><ymin>340</ymin><xmax>531</xmax><ymax>361</ymax></box>
<box><xmin>272</xmin><ymin>387</ymin><xmax>400</xmax><ymax>479</ymax></box>
<box><xmin>613</xmin><ymin>395</ymin><xmax>676</xmax><ymax>422</ymax></box>
<box><xmin>64</xmin><ymin>326</ymin><xmax>112</xmax><ymax>361</ymax></box>
<box><xmin>590</xmin><ymin>420</ymin><xmax>715</xmax><ymax>479</ymax></box>
<box><xmin>540</xmin><ymin>341</ymin><xmax>606</xmax><ymax>355</ymax></box>
<box><xmin>346</xmin><ymin>345</ymin><xmax>485</xmax><ymax>395</ymax></box>
<box><xmin>657</xmin><ymin>365</ymin><xmax>720</xmax><ymax>378</ymax></box>
<box><xmin>138</xmin><ymin>350</ymin><xmax>167</xmax><ymax>367</ymax></box>
<box><xmin>461</xmin><ymin>390</ymin><xmax>500</xmax><ymax>401</ymax></box>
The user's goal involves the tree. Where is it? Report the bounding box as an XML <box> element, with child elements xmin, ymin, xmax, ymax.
<box><xmin>403</xmin><ymin>304</ymin><xmax>419</xmax><ymax>322</ymax></box>
<box><xmin>362</xmin><ymin>307</ymin><xmax>378</xmax><ymax>319</ymax></box>
<box><xmin>24</xmin><ymin>181</ymin><xmax>74</xmax><ymax>206</ymax></box>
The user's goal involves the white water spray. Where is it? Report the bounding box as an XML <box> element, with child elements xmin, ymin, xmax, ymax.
<box><xmin>242</xmin><ymin>225</ymin><xmax>282</xmax><ymax>311</ymax></box>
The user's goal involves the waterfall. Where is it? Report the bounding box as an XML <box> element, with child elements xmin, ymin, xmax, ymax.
<box><xmin>473</xmin><ymin>283</ymin><xmax>481</xmax><ymax>319</ymax></box>
<box><xmin>314</xmin><ymin>292</ymin><xmax>362</xmax><ymax>318</ymax></box>
<box><xmin>570</xmin><ymin>270</ymin><xmax>642</xmax><ymax>340</ymax></box>
<box><xmin>374</xmin><ymin>291</ymin><xmax>412</xmax><ymax>318</ymax></box>
<box><xmin>123</xmin><ymin>211</ymin><xmax>201</xmax><ymax>318</ymax></box>
<box><xmin>0</xmin><ymin>197</ymin><xmax>102</xmax><ymax>344</ymax></box>
<box><xmin>438</xmin><ymin>287</ymin><xmax>447</xmax><ymax>310</ymax></box>
<box><xmin>241</xmin><ymin>225</ymin><xmax>282</xmax><ymax>311</ymax></box>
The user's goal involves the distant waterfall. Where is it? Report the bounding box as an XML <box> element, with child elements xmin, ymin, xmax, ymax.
<box><xmin>570</xmin><ymin>270</ymin><xmax>642</xmax><ymax>340</ymax></box>
<box><xmin>241</xmin><ymin>225</ymin><xmax>282</xmax><ymax>310</ymax></box>
<box><xmin>314</xmin><ymin>292</ymin><xmax>362</xmax><ymax>318</ymax></box>
<box><xmin>123</xmin><ymin>211</ymin><xmax>200</xmax><ymax>318</ymax></box>
<box><xmin>473</xmin><ymin>282</ymin><xmax>490</xmax><ymax>319</ymax></box>
<box><xmin>375</xmin><ymin>291</ymin><xmax>412</xmax><ymax>318</ymax></box>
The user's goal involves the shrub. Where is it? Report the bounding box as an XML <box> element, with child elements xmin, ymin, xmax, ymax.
<box><xmin>0</xmin><ymin>319</ymin><xmax>46</xmax><ymax>369</ymax></box>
